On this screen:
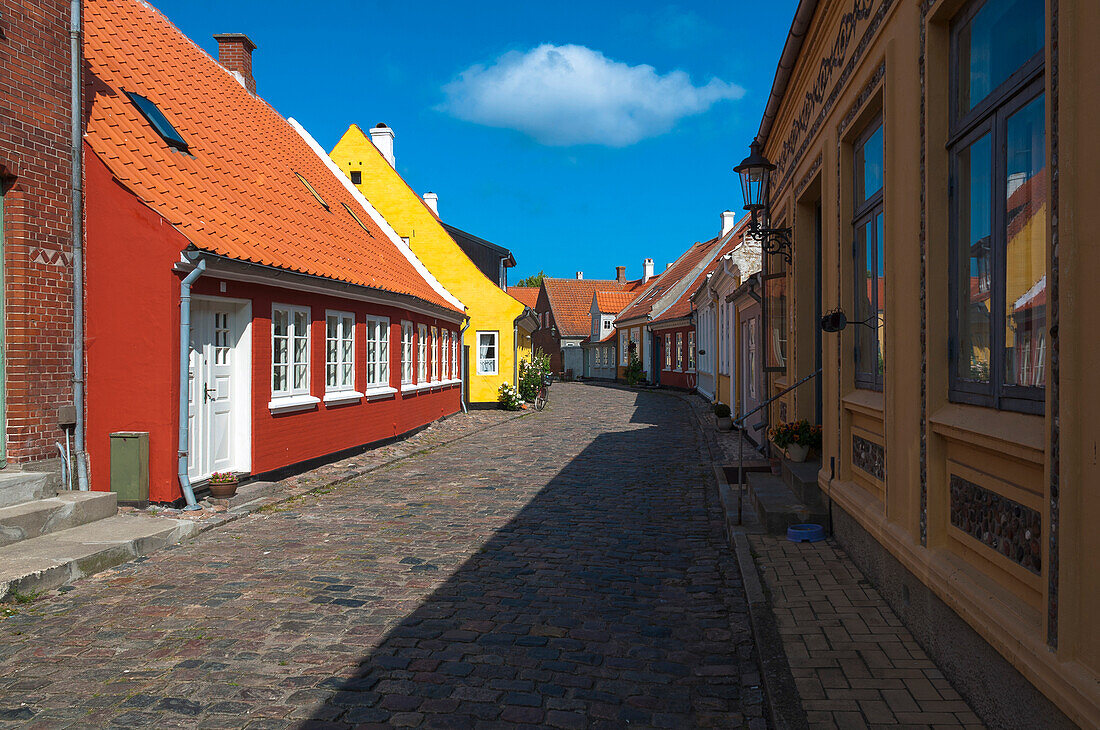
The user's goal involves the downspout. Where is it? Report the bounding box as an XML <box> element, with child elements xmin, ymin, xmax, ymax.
<box><xmin>70</xmin><ymin>0</ymin><xmax>89</xmax><ymax>491</ymax></box>
<box><xmin>459</xmin><ymin>315</ymin><xmax>470</xmax><ymax>414</ymax></box>
<box><xmin>513</xmin><ymin>321</ymin><xmax>519</xmax><ymax>385</ymax></box>
<box><xmin>176</xmin><ymin>259</ymin><xmax>206</xmax><ymax>509</ymax></box>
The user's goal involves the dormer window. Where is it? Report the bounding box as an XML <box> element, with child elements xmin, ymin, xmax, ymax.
<box><xmin>126</xmin><ymin>91</ymin><xmax>188</xmax><ymax>151</ymax></box>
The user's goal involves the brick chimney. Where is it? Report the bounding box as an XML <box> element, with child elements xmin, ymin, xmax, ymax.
<box><xmin>213</xmin><ymin>34</ymin><xmax>257</xmax><ymax>94</ymax></box>
<box><xmin>616</xmin><ymin>266</ymin><xmax>626</xmax><ymax>283</ymax></box>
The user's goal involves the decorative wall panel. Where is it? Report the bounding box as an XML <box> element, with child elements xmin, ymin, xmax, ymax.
<box><xmin>950</xmin><ymin>475</ymin><xmax>1041</xmax><ymax>574</ymax></box>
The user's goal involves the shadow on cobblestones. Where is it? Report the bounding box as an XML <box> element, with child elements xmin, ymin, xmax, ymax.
<box><xmin>305</xmin><ymin>387</ymin><xmax>763</xmax><ymax>728</ymax></box>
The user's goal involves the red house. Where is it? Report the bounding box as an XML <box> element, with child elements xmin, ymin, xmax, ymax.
<box><xmin>83</xmin><ymin>0</ymin><xmax>465</xmax><ymax>504</ymax></box>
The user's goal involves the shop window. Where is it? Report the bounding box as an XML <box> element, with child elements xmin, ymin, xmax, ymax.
<box><xmin>949</xmin><ymin>0</ymin><xmax>1045</xmax><ymax>413</ymax></box>
<box><xmin>853</xmin><ymin>118</ymin><xmax>885</xmax><ymax>391</ymax></box>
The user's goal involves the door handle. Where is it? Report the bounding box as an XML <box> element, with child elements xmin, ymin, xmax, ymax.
<box><xmin>203</xmin><ymin>386</ymin><xmax>216</xmax><ymax>403</ymax></box>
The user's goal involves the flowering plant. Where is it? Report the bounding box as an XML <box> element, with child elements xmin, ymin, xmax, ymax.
<box><xmin>209</xmin><ymin>471</ymin><xmax>238</xmax><ymax>484</ymax></box>
<box><xmin>770</xmin><ymin>419</ymin><xmax>822</xmax><ymax>449</ymax></box>
<box><xmin>497</xmin><ymin>382</ymin><xmax>523</xmax><ymax>411</ymax></box>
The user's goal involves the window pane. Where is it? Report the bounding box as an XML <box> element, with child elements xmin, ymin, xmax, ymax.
<box><xmin>1003</xmin><ymin>93</ymin><xmax>1046</xmax><ymax>388</ymax></box>
<box><xmin>856</xmin><ymin>124</ymin><xmax>883</xmax><ymax>205</ymax></box>
<box><xmin>294</xmin><ymin>364</ymin><xmax>308</xmax><ymax>390</ymax></box>
<box><xmin>294</xmin><ymin>336</ymin><xmax>308</xmax><ymax>366</ymax></box>
<box><xmin>343</xmin><ymin>363</ymin><xmax>353</xmax><ymax>386</ymax></box>
<box><xmin>957</xmin><ymin>0</ymin><xmax>1044</xmax><ymax>114</ymax></box>
<box><xmin>855</xmin><ymin>220</ymin><xmax>876</xmax><ymax>378</ymax></box>
<box><xmin>326</xmin><ymin>316</ymin><xmax>337</xmax><ymax>340</ymax></box>
<box><xmin>326</xmin><ymin>364</ymin><xmax>337</xmax><ymax>387</ymax></box>
<box><xmin>273</xmin><ymin>309</ymin><xmax>288</xmax><ymax>337</ymax></box>
<box><xmin>327</xmin><ymin>338</ymin><xmax>337</xmax><ymax>363</ymax></box>
<box><xmin>274</xmin><ymin>336</ymin><xmax>288</xmax><ymax>365</ymax></box>
<box><xmin>876</xmin><ymin>212</ymin><xmax>886</xmax><ymax>378</ymax></box>
<box><xmin>294</xmin><ymin>311</ymin><xmax>309</xmax><ymax>337</ymax></box>
<box><xmin>764</xmin><ymin>276</ymin><xmax>787</xmax><ymax>370</ymax></box>
<box><xmin>957</xmin><ymin>132</ymin><xmax>993</xmax><ymax>383</ymax></box>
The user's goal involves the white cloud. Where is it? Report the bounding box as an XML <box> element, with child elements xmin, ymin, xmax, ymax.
<box><xmin>439</xmin><ymin>44</ymin><xmax>744</xmax><ymax>147</ymax></box>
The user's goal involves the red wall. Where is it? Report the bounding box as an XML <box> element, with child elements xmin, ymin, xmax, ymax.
<box><xmin>657</xmin><ymin>324</ymin><xmax>697</xmax><ymax>390</ymax></box>
<box><xmin>85</xmin><ymin>151</ymin><xmax>461</xmax><ymax>503</ymax></box>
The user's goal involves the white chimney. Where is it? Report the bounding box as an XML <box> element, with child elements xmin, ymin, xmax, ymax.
<box><xmin>369</xmin><ymin>123</ymin><xmax>396</xmax><ymax>168</ymax></box>
<box><xmin>576</xmin><ymin>271</ymin><xmax>584</xmax><ymax>279</ymax></box>
<box><xmin>643</xmin><ymin>258</ymin><xmax>654</xmax><ymax>282</ymax></box>
<box><xmin>721</xmin><ymin>210</ymin><xmax>736</xmax><ymax>236</ymax></box>
<box><xmin>666</xmin><ymin>262</ymin><xmax>673</xmax><ymax>271</ymax></box>
<box><xmin>423</xmin><ymin>192</ymin><xmax>438</xmax><ymax>215</ymax></box>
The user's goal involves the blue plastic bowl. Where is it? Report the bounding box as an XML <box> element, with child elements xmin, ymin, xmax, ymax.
<box><xmin>787</xmin><ymin>523</ymin><xmax>826</xmax><ymax>543</ymax></box>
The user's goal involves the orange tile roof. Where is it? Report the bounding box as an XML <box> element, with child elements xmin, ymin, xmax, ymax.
<box><xmin>83</xmin><ymin>0</ymin><xmax>458</xmax><ymax>313</ymax></box>
<box><xmin>653</xmin><ymin>217</ymin><xmax>753</xmax><ymax>324</ymax></box>
<box><xmin>508</xmin><ymin>286</ymin><xmax>540</xmax><ymax>309</ymax></box>
<box><xmin>542</xmin><ymin>278</ymin><xmax>633</xmax><ymax>338</ymax></box>
<box><xmin>594</xmin><ymin>290</ymin><xmax>638</xmax><ymax>314</ymax></box>
<box><xmin>617</xmin><ymin>236</ymin><xmax>724</xmax><ymax>324</ymax></box>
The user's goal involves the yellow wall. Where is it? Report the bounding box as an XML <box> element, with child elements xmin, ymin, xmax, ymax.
<box><xmin>330</xmin><ymin>125</ymin><xmax>525</xmax><ymax>403</ymax></box>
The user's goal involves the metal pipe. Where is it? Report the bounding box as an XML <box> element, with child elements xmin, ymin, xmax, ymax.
<box><xmin>177</xmin><ymin>259</ymin><xmax>206</xmax><ymax>509</ymax></box>
<box><xmin>70</xmin><ymin>0</ymin><xmax>89</xmax><ymax>491</ymax></box>
<box><xmin>459</xmin><ymin>316</ymin><xmax>470</xmax><ymax>414</ymax></box>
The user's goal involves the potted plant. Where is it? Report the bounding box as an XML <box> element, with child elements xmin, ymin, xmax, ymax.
<box><xmin>770</xmin><ymin>419</ymin><xmax>823</xmax><ymax>462</ymax></box>
<box><xmin>208</xmin><ymin>471</ymin><xmax>239</xmax><ymax>499</ymax></box>
<box><xmin>714</xmin><ymin>402</ymin><xmax>732</xmax><ymax>431</ymax></box>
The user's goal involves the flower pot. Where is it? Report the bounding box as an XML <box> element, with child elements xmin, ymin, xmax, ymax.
<box><xmin>716</xmin><ymin>416</ymin><xmax>732</xmax><ymax>431</ymax></box>
<box><xmin>786</xmin><ymin>443</ymin><xmax>810</xmax><ymax>462</ymax></box>
<box><xmin>208</xmin><ymin>480</ymin><xmax>238</xmax><ymax>499</ymax></box>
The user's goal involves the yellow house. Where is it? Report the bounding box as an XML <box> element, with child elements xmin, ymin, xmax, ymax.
<box><xmin>330</xmin><ymin>124</ymin><xmax>529</xmax><ymax>404</ymax></box>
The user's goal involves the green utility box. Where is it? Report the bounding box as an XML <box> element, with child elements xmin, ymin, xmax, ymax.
<box><xmin>109</xmin><ymin>431</ymin><xmax>149</xmax><ymax>506</ymax></box>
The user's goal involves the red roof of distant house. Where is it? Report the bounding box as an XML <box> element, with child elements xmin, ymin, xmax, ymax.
<box><xmin>508</xmin><ymin>286</ymin><xmax>540</xmax><ymax>309</ymax></box>
<box><xmin>543</xmin><ymin>278</ymin><xmax>634</xmax><ymax>338</ymax></box>
<box><xmin>595</xmin><ymin>290</ymin><xmax>638</xmax><ymax>314</ymax></box>
<box><xmin>83</xmin><ymin>0</ymin><xmax>458</xmax><ymax>312</ymax></box>
<box><xmin>618</xmin><ymin>236</ymin><xmax>725</xmax><ymax>324</ymax></box>
<box><xmin>654</xmin><ymin>219</ymin><xmax>753</xmax><ymax>324</ymax></box>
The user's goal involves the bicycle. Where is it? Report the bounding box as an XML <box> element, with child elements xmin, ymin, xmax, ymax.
<box><xmin>533</xmin><ymin>374</ymin><xmax>552</xmax><ymax>411</ymax></box>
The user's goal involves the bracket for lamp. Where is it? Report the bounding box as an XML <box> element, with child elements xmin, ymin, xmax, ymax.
<box><xmin>747</xmin><ymin>210</ymin><xmax>793</xmax><ymax>265</ymax></box>
<box><xmin>820</xmin><ymin>307</ymin><xmax>882</xmax><ymax>333</ymax></box>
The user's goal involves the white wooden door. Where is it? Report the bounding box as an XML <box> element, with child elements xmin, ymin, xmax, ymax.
<box><xmin>188</xmin><ymin>303</ymin><xmax>239</xmax><ymax>481</ymax></box>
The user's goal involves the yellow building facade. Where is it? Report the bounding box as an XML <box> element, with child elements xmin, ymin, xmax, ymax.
<box><xmin>330</xmin><ymin>125</ymin><xmax>527</xmax><ymax>404</ymax></box>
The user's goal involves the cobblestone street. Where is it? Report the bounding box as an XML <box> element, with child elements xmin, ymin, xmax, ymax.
<box><xmin>0</xmin><ymin>384</ymin><xmax>762</xmax><ymax>728</ymax></box>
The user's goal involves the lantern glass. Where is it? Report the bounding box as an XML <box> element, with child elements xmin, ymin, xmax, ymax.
<box><xmin>734</xmin><ymin>141</ymin><xmax>775</xmax><ymax>214</ymax></box>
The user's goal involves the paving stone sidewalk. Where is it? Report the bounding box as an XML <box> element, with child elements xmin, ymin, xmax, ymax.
<box><xmin>0</xmin><ymin>383</ymin><xmax>763</xmax><ymax>728</ymax></box>
<box><xmin>750</xmin><ymin>536</ymin><xmax>984</xmax><ymax>729</ymax></box>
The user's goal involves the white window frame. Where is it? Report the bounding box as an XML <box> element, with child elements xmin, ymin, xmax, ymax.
<box><xmin>418</xmin><ymin>324</ymin><xmax>428</xmax><ymax>383</ymax></box>
<box><xmin>477</xmin><ymin>331</ymin><xmax>499</xmax><ymax>375</ymax></box>
<box><xmin>324</xmin><ymin>310</ymin><xmax>359</xmax><ymax>404</ymax></box>
<box><xmin>452</xmin><ymin>331</ymin><xmax>460</xmax><ymax>379</ymax></box>
<box><xmin>441</xmin><ymin>330</ymin><xmax>450</xmax><ymax>383</ymax></box>
<box><xmin>676</xmin><ymin>332</ymin><xmax>684</xmax><ymax>371</ymax></box>
<box><xmin>401</xmin><ymin>321</ymin><xmax>414</xmax><ymax>386</ymax></box>
<box><xmin>430</xmin><ymin>326</ymin><xmax>439</xmax><ymax>382</ymax></box>
<box><xmin>363</xmin><ymin>316</ymin><xmax>391</xmax><ymax>394</ymax></box>
<box><xmin>620</xmin><ymin>330</ymin><xmax>628</xmax><ymax>366</ymax></box>
<box><xmin>664</xmin><ymin>334</ymin><xmax>672</xmax><ymax>369</ymax></box>
<box><xmin>688</xmin><ymin>331</ymin><xmax>696</xmax><ymax>372</ymax></box>
<box><xmin>270</xmin><ymin>304</ymin><xmax>317</xmax><ymax>412</ymax></box>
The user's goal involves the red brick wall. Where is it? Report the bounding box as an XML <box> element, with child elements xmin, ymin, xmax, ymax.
<box><xmin>0</xmin><ymin>0</ymin><xmax>75</xmax><ymax>465</ymax></box>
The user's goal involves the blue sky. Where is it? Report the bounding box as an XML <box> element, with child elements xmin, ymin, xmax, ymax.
<box><xmin>154</xmin><ymin>0</ymin><xmax>798</xmax><ymax>281</ymax></box>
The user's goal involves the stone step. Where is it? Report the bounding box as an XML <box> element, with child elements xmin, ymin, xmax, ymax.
<box><xmin>782</xmin><ymin>459</ymin><xmax>825</xmax><ymax>507</ymax></box>
<box><xmin>746</xmin><ymin>471</ymin><xmax>828</xmax><ymax>536</ymax></box>
<box><xmin>0</xmin><ymin>472</ymin><xmax>55</xmax><ymax>509</ymax></box>
<box><xmin>722</xmin><ymin>462</ymin><xmax>773</xmax><ymax>485</ymax></box>
<box><xmin>0</xmin><ymin>492</ymin><xmax>118</xmax><ymax>548</ymax></box>
<box><xmin>0</xmin><ymin>514</ymin><xmax>200</xmax><ymax>600</ymax></box>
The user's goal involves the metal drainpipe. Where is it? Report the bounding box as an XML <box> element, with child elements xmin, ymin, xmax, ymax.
<box><xmin>513</xmin><ymin>322</ymin><xmax>519</xmax><ymax>385</ymax></box>
<box><xmin>176</xmin><ymin>259</ymin><xmax>206</xmax><ymax>509</ymax></box>
<box><xmin>459</xmin><ymin>316</ymin><xmax>470</xmax><ymax>414</ymax></box>
<box><xmin>70</xmin><ymin>0</ymin><xmax>89</xmax><ymax>491</ymax></box>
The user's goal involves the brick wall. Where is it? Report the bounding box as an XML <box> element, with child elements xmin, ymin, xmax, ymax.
<box><xmin>0</xmin><ymin>1</ymin><xmax>76</xmax><ymax>466</ymax></box>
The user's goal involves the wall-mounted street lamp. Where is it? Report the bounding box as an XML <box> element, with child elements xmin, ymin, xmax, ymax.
<box><xmin>733</xmin><ymin>140</ymin><xmax>793</xmax><ymax>264</ymax></box>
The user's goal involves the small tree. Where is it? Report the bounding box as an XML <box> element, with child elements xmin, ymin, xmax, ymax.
<box><xmin>623</xmin><ymin>341</ymin><xmax>645</xmax><ymax>387</ymax></box>
<box><xmin>518</xmin><ymin>349</ymin><xmax>551</xmax><ymax>401</ymax></box>
<box><xmin>516</xmin><ymin>271</ymin><xmax>546</xmax><ymax>288</ymax></box>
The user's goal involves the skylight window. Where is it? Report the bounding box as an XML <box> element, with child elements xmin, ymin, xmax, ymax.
<box><xmin>295</xmin><ymin>173</ymin><xmax>329</xmax><ymax>211</ymax></box>
<box><xmin>341</xmin><ymin>202</ymin><xmax>374</xmax><ymax>236</ymax></box>
<box><xmin>125</xmin><ymin>91</ymin><xmax>188</xmax><ymax>151</ymax></box>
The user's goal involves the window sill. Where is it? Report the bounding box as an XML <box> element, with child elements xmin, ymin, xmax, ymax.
<box><xmin>364</xmin><ymin>386</ymin><xmax>398</xmax><ymax>401</ymax></box>
<box><xmin>323</xmin><ymin>390</ymin><xmax>364</xmax><ymax>406</ymax></box>
<box><xmin>929</xmin><ymin>402</ymin><xmax>1044</xmax><ymax>462</ymax></box>
<box><xmin>268</xmin><ymin>394</ymin><xmax>320</xmax><ymax>414</ymax></box>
